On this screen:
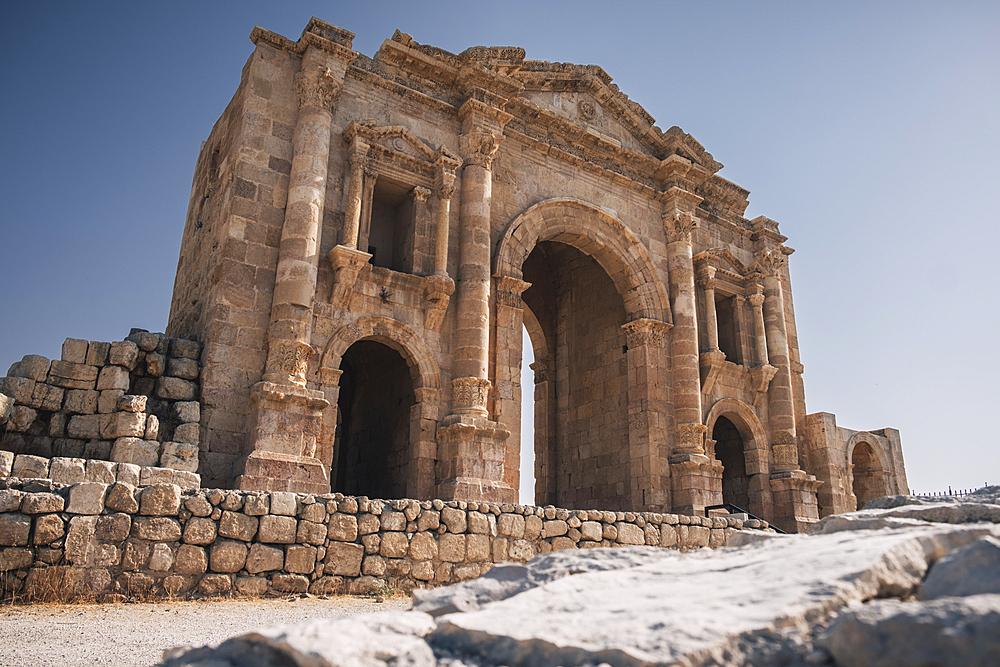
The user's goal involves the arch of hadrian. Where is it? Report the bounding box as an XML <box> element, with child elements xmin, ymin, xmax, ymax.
<box><xmin>167</xmin><ymin>18</ymin><xmax>908</xmax><ymax>532</ymax></box>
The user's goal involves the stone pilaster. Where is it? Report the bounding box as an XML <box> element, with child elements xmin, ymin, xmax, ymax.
<box><xmin>238</xmin><ymin>40</ymin><xmax>355</xmax><ymax>494</ymax></box>
<box><xmin>434</xmin><ymin>162</ymin><xmax>457</xmax><ymax>277</ymax></box>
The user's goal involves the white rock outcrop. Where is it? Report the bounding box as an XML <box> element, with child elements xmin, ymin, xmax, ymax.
<box><xmin>161</xmin><ymin>494</ymin><xmax>1000</xmax><ymax>667</ymax></box>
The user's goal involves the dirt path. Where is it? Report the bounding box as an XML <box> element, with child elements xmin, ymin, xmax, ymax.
<box><xmin>0</xmin><ymin>595</ymin><xmax>412</xmax><ymax>667</ymax></box>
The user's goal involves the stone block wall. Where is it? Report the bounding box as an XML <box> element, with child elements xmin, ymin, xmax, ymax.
<box><xmin>0</xmin><ymin>477</ymin><xmax>771</xmax><ymax>602</ymax></box>
<box><xmin>0</xmin><ymin>331</ymin><xmax>203</xmax><ymax>476</ymax></box>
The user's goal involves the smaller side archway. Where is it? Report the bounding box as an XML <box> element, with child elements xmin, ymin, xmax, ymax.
<box><xmin>846</xmin><ymin>432</ymin><xmax>891</xmax><ymax>510</ymax></box>
<box><xmin>316</xmin><ymin>316</ymin><xmax>441</xmax><ymax>500</ymax></box>
<box><xmin>705</xmin><ymin>398</ymin><xmax>773</xmax><ymax>520</ymax></box>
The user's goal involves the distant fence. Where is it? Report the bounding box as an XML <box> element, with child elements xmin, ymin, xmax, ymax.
<box><xmin>910</xmin><ymin>484</ymin><xmax>992</xmax><ymax>499</ymax></box>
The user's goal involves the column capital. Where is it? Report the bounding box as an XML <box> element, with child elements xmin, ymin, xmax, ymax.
<box><xmin>753</xmin><ymin>248</ymin><xmax>788</xmax><ymax>277</ymax></box>
<box><xmin>436</xmin><ymin>169</ymin><xmax>457</xmax><ymax>200</ymax></box>
<box><xmin>621</xmin><ymin>318</ymin><xmax>673</xmax><ymax>348</ymax></box>
<box><xmin>262</xmin><ymin>339</ymin><xmax>315</xmax><ymax>387</ymax></box>
<box><xmin>529</xmin><ymin>357</ymin><xmax>553</xmax><ymax>384</ymax></box>
<box><xmin>695</xmin><ymin>264</ymin><xmax>717</xmax><ymax>288</ymax></box>
<box><xmin>294</xmin><ymin>65</ymin><xmax>341</xmax><ymax>111</ymax></box>
<box><xmin>496</xmin><ymin>275</ymin><xmax>531</xmax><ymax>308</ymax></box>
<box><xmin>748</xmin><ymin>289</ymin><xmax>765</xmax><ymax>308</ymax></box>
<box><xmin>451</xmin><ymin>376</ymin><xmax>491</xmax><ymax>416</ymax></box>
<box><xmin>412</xmin><ymin>186</ymin><xmax>432</xmax><ymax>203</ymax></box>
<box><xmin>663</xmin><ymin>208</ymin><xmax>699</xmax><ymax>244</ymax></box>
<box><xmin>460</xmin><ymin>128</ymin><xmax>503</xmax><ymax>169</ymax></box>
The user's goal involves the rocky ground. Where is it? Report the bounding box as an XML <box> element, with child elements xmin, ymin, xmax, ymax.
<box><xmin>159</xmin><ymin>488</ymin><xmax>1000</xmax><ymax>667</ymax></box>
<box><xmin>0</xmin><ymin>595</ymin><xmax>410</xmax><ymax>666</ymax></box>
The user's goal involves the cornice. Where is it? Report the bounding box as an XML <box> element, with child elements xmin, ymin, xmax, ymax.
<box><xmin>250</xmin><ymin>19</ymin><xmax>356</xmax><ymax>61</ymax></box>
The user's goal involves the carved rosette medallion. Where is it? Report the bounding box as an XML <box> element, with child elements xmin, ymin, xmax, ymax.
<box><xmin>663</xmin><ymin>209</ymin><xmax>699</xmax><ymax>244</ymax></box>
<box><xmin>264</xmin><ymin>339</ymin><xmax>315</xmax><ymax>386</ymax></box>
<box><xmin>294</xmin><ymin>67</ymin><xmax>340</xmax><ymax>111</ymax></box>
<box><xmin>621</xmin><ymin>318</ymin><xmax>673</xmax><ymax>348</ymax></box>
<box><xmin>578</xmin><ymin>100</ymin><xmax>596</xmax><ymax>121</ymax></box>
<box><xmin>452</xmin><ymin>376</ymin><xmax>491</xmax><ymax>415</ymax></box>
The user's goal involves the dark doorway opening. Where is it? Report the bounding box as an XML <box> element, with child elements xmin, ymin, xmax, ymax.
<box><xmin>713</xmin><ymin>416</ymin><xmax>750</xmax><ymax>511</ymax></box>
<box><xmin>333</xmin><ymin>340</ymin><xmax>415</xmax><ymax>498</ymax></box>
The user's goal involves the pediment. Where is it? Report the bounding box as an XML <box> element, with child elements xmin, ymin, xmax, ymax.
<box><xmin>694</xmin><ymin>248</ymin><xmax>750</xmax><ymax>277</ymax></box>
<box><xmin>344</xmin><ymin>120</ymin><xmax>459</xmax><ymax>165</ymax></box>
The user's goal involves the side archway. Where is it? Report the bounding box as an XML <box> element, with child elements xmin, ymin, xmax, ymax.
<box><xmin>494</xmin><ymin>198</ymin><xmax>671</xmax><ymax>324</ymax></box>
<box><xmin>705</xmin><ymin>398</ymin><xmax>772</xmax><ymax>519</ymax></box>
<box><xmin>846</xmin><ymin>432</ymin><xmax>891</xmax><ymax>510</ymax></box>
<box><xmin>315</xmin><ymin>316</ymin><xmax>441</xmax><ymax>500</ymax></box>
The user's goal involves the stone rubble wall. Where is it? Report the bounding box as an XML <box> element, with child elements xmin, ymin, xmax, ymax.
<box><xmin>0</xmin><ymin>479</ymin><xmax>772</xmax><ymax>602</ymax></box>
<box><xmin>0</xmin><ymin>330</ymin><xmax>203</xmax><ymax>475</ymax></box>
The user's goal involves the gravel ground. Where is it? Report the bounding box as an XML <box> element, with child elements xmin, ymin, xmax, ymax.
<box><xmin>0</xmin><ymin>595</ymin><xmax>413</xmax><ymax>667</ymax></box>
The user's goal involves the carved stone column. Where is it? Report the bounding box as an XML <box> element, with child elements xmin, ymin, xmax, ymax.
<box><xmin>698</xmin><ymin>265</ymin><xmax>721</xmax><ymax>353</ymax></box>
<box><xmin>434</xmin><ymin>164</ymin><xmax>456</xmax><ymax>277</ymax></box>
<box><xmin>327</xmin><ymin>124</ymin><xmax>374</xmax><ymax>309</ymax></box>
<box><xmin>529</xmin><ymin>357</ymin><xmax>556</xmax><ymax>507</ymax></box>
<box><xmin>238</xmin><ymin>41</ymin><xmax>356</xmax><ymax>494</ymax></box>
<box><xmin>747</xmin><ymin>285</ymin><xmax>777</xmax><ymax>406</ymax></box>
<box><xmin>622</xmin><ymin>318</ymin><xmax>674</xmax><ymax>510</ymax></box>
<box><xmin>436</xmin><ymin>101</ymin><xmax>514</xmax><ymax>503</ymax></box>
<box><xmin>341</xmin><ymin>145</ymin><xmax>368</xmax><ymax>249</ymax></box>
<box><xmin>357</xmin><ymin>165</ymin><xmax>377</xmax><ymax>255</ymax></box>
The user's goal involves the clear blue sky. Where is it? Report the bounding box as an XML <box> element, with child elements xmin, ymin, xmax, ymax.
<box><xmin>2</xmin><ymin>1</ymin><xmax>997</xmax><ymax>499</ymax></box>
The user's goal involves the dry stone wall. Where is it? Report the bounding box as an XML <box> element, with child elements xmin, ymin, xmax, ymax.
<box><xmin>0</xmin><ymin>477</ymin><xmax>771</xmax><ymax>602</ymax></box>
<box><xmin>0</xmin><ymin>331</ymin><xmax>202</xmax><ymax>478</ymax></box>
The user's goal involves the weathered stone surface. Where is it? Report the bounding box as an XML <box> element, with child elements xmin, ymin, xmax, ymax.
<box><xmin>0</xmin><ymin>450</ymin><xmax>12</xmax><ymax>478</ymax></box>
<box><xmin>117</xmin><ymin>394</ymin><xmax>147</xmax><ymax>413</ymax></box>
<box><xmin>167</xmin><ymin>358</ymin><xmax>199</xmax><ymax>380</ymax></box>
<box><xmin>97</xmin><ymin>389</ymin><xmax>124</xmax><ymax>414</ymax></box>
<box><xmin>21</xmin><ymin>492</ymin><xmax>64</xmax><ymax>514</ymax></box>
<box><xmin>325</xmin><ymin>542</ymin><xmax>364</xmax><ymax>576</ymax></box>
<box><xmin>48</xmin><ymin>360</ymin><xmax>98</xmax><ymax>389</ymax></box>
<box><xmin>86</xmin><ymin>341</ymin><xmax>110</xmax><ymax>366</ymax></box>
<box><xmin>296</xmin><ymin>520</ymin><xmax>326</xmax><ymax>546</ymax></box>
<box><xmin>149</xmin><ymin>542</ymin><xmax>175</xmax><ymax>571</ymax></box>
<box><xmin>245</xmin><ymin>543</ymin><xmax>284</xmax><ymax>574</ymax></box>
<box><xmin>441</xmin><ymin>508</ymin><xmax>467</xmax><ymax>533</ymax></box>
<box><xmin>328</xmin><ymin>513</ymin><xmax>359</xmax><ymax>542</ymax></box>
<box><xmin>102</xmin><ymin>411</ymin><xmax>146</xmax><ymax>438</ymax></box>
<box><xmin>140</xmin><ymin>466</ymin><xmax>177</xmax><ymax>486</ymax></box>
<box><xmin>172</xmin><ymin>423</ymin><xmax>200</xmax><ymax>445</ymax></box>
<box><xmin>7</xmin><ymin>405</ymin><xmax>37</xmax><ymax>432</ymax></box>
<box><xmin>269</xmin><ymin>491</ymin><xmax>296</xmax><ymax>516</ymax></box>
<box><xmin>219</xmin><ymin>511</ymin><xmax>258</xmax><ymax>542</ymax></box>
<box><xmin>111</xmin><ymin>437</ymin><xmax>159</xmax><ymax>467</ymax></box>
<box><xmin>108</xmin><ymin>340</ymin><xmax>139</xmax><ymax>369</ymax></box>
<box><xmin>115</xmin><ymin>462</ymin><xmax>141</xmax><ymax>486</ymax></box>
<box><xmin>381</xmin><ymin>532</ymin><xmax>409</xmax><ymax>558</ymax></box>
<box><xmin>0</xmin><ymin>513</ymin><xmax>31</xmax><ymax>546</ymax></box>
<box><xmin>919</xmin><ymin>535</ymin><xmax>1000</xmax><ymax>599</ymax></box>
<box><xmin>12</xmin><ymin>354</ymin><xmax>51</xmax><ymax>382</ymax></box>
<box><xmin>66</xmin><ymin>482</ymin><xmax>107</xmax><ymax>515</ymax></box>
<box><xmin>258</xmin><ymin>515</ymin><xmax>296</xmax><ymax>543</ymax></box>
<box><xmin>156</xmin><ymin>377</ymin><xmax>197</xmax><ymax>401</ymax></box>
<box><xmin>182</xmin><ymin>517</ymin><xmax>218</xmax><ymax>545</ymax></box>
<box><xmin>140</xmin><ymin>484</ymin><xmax>182</xmax><ymax>516</ymax></box>
<box><xmin>170</xmin><ymin>338</ymin><xmax>202</xmax><ymax>360</ymax></box>
<box><xmin>285</xmin><ymin>545</ymin><xmax>317</xmax><ymax>574</ymax></box>
<box><xmin>12</xmin><ymin>454</ymin><xmax>49</xmax><ymax>479</ymax></box>
<box><xmin>133</xmin><ymin>517</ymin><xmax>182</xmax><ymax>542</ymax></box>
<box><xmin>32</xmin><ymin>513</ymin><xmax>65</xmax><ymax>545</ymax></box>
<box><xmin>49</xmin><ymin>457</ymin><xmax>86</xmax><ymax>485</ymax></box>
<box><xmin>210</xmin><ymin>540</ymin><xmax>248</xmax><ymax>573</ymax></box>
<box><xmin>64</xmin><ymin>515</ymin><xmax>98</xmax><ymax>565</ymax></box>
<box><xmin>95</xmin><ymin>513</ymin><xmax>131</xmax><ymax>543</ymax></box>
<box><xmin>174</xmin><ymin>400</ymin><xmax>200</xmax><ymax>424</ymax></box>
<box><xmin>104</xmin><ymin>482</ymin><xmax>139</xmax><ymax>513</ymax></box>
<box><xmin>96</xmin><ymin>365</ymin><xmax>130</xmax><ymax>391</ymax></box>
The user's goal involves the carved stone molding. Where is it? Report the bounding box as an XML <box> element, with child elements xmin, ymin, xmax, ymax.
<box><xmin>326</xmin><ymin>245</ymin><xmax>372</xmax><ymax>309</ymax></box>
<box><xmin>294</xmin><ymin>66</ymin><xmax>341</xmax><ymax>111</ymax></box>
<box><xmin>263</xmin><ymin>339</ymin><xmax>316</xmax><ymax>387</ymax></box>
<box><xmin>699</xmin><ymin>349</ymin><xmax>727</xmax><ymax>395</ymax></box>
<box><xmin>673</xmin><ymin>422</ymin><xmax>707</xmax><ymax>457</ymax></box>
<box><xmin>749</xmin><ymin>364</ymin><xmax>778</xmax><ymax>406</ymax></box>
<box><xmin>451</xmin><ymin>376</ymin><xmax>491</xmax><ymax>416</ymax></box>
<box><xmin>423</xmin><ymin>273</ymin><xmax>455</xmax><ymax>332</ymax></box>
<box><xmin>496</xmin><ymin>276</ymin><xmax>531</xmax><ymax>308</ymax></box>
<box><xmin>529</xmin><ymin>358</ymin><xmax>553</xmax><ymax>384</ymax></box>
<box><xmin>621</xmin><ymin>318</ymin><xmax>673</xmax><ymax>348</ymax></box>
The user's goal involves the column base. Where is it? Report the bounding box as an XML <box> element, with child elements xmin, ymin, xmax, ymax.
<box><xmin>436</xmin><ymin>413</ymin><xmax>515</xmax><ymax>504</ymax></box>
<box><xmin>669</xmin><ymin>452</ymin><xmax>723</xmax><ymax>516</ymax></box>
<box><xmin>769</xmin><ymin>469</ymin><xmax>823</xmax><ymax>533</ymax></box>
<box><xmin>236</xmin><ymin>381</ymin><xmax>331</xmax><ymax>494</ymax></box>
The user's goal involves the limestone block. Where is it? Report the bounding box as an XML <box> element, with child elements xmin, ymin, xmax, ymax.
<box><xmin>2</xmin><ymin>378</ymin><xmax>35</xmax><ymax>407</ymax></box>
<box><xmin>358</xmin><ymin>514</ymin><xmax>379</xmax><ymax>535</ymax></box>
<box><xmin>174</xmin><ymin>544</ymin><xmax>208</xmax><ymax>575</ymax></box>
<box><xmin>468</xmin><ymin>511</ymin><xmax>491</xmax><ymax>535</ymax></box>
<box><xmin>381</xmin><ymin>511</ymin><xmax>406</xmax><ymax>531</ymax></box>
<box><xmin>30</xmin><ymin>383</ymin><xmax>64</xmax><ymax>411</ymax></box>
<box><xmin>67</xmin><ymin>482</ymin><xmax>107</xmax><ymax>515</ymax></box>
<box><xmin>362</xmin><ymin>534</ymin><xmax>380</xmax><ymax>554</ymax></box>
<box><xmin>184</xmin><ymin>495</ymin><xmax>212</xmax><ymax>517</ymax></box>
<box><xmin>140</xmin><ymin>464</ymin><xmax>178</xmax><ymax>486</ymax></box>
<box><xmin>48</xmin><ymin>361</ymin><xmax>98</xmax><ymax>389</ymax></box>
<box><xmin>272</xmin><ymin>574</ymin><xmax>309</xmax><ymax>594</ymax></box>
<box><xmin>174</xmin><ymin>401</ymin><xmax>200</xmax><ymax>424</ymax></box>
<box><xmin>439</xmin><ymin>533</ymin><xmax>466</xmax><ymax>563</ymax></box>
<box><xmin>64</xmin><ymin>515</ymin><xmax>98</xmax><ymax>565</ymax></box>
<box><xmin>104</xmin><ymin>483</ymin><xmax>139</xmax><ymax>513</ymax></box>
<box><xmin>0</xmin><ymin>393</ymin><xmax>11</xmax><ymax>425</ymax></box>
<box><xmin>614</xmin><ymin>522</ymin><xmax>644</xmax><ymax>545</ymax></box>
<box><xmin>300</xmin><ymin>503</ymin><xmax>325</xmax><ymax>523</ymax></box>
<box><xmin>328</xmin><ymin>513</ymin><xmax>359</xmax><ymax>541</ymax></box>
<box><xmin>12</xmin><ymin>355</ymin><xmax>51</xmax><ymax>382</ymax></box>
<box><xmin>33</xmin><ymin>513</ymin><xmax>65</xmax><ymax>545</ymax></box>
<box><xmin>12</xmin><ymin>454</ymin><xmax>49</xmax><ymax>480</ymax></box>
<box><xmin>121</xmin><ymin>539</ymin><xmax>151</xmax><ymax>571</ymax></box>
<box><xmin>0</xmin><ymin>450</ymin><xmax>13</xmax><ymax>478</ymax></box>
<box><xmin>498</xmin><ymin>513</ymin><xmax>524</xmax><ymax>538</ymax></box>
<box><xmin>296</xmin><ymin>520</ymin><xmax>326</xmax><ymax>546</ymax></box>
<box><xmin>149</xmin><ymin>543</ymin><xmax>174</xmax><ymax>571</ymax></box>
<box><xmin>182</xmin><ymin>517</ymin><xmax>217</xmax><ymax>545</ymax></box>
<box><xmin>236</xmin><ymin>576</ymin><xmax>269</xmax><ymax>597</ymax></box>
<box><xmin>46</xmin><ymin>457</ymin><xmax>83</xmax><ymax>485</ymax></box>
<box><xmin>103</xmin><ymin>411</ymin><xmax>146</xmax><ymax>440</ymax></box>
<box><xmin>66</xmin><ymin>414</ymin><xmax>99</xmax><ymax>440</ymax></box>
<box><xmin>580</xmin><ymin>521</ymin><xmax>603</xmax><ymax>541</ymax></box>
<box><xmin>7</xmin><ymin>405</ymin><xmax>37</xmax><ymax>432</ymax></box>
<box><xmin>338</xmin><ymin>497</ymin><xmax>359</xmax><ymax>514</ymax></box>
<box><xmin>687</xmin><ymin>525</ymin><xmax>711</xmax><ymax>547</ymax></box>
<box><xmin>128</xmin><ymin>331</ymin><xmax>165</xmax><ymax>353</ymax></box>
<box><xmin>160</xmin><ymin>442</ymin><xmax>199</xmax><ymax>472</ymax></box>
<box><xmin>61</xmin><ymin>338</ymin><xmax>88</xmax><ymax>363</ymax></box>
<box><xmin>97</xmin><ymin>389</ymin><xmax>124</xmax><ymax>414</ymax></box>
<box><xmin>919</xmin><ymin>535</ymin><xmax>1000</xmax><ymax>599</ymax></box>
<box><xmin>85</xmin><ymin>341</ymin><xmax>110</xmax><ymax>366</ymax></box>
<box><xmin>139</xmin><ymin>484</ymin><xmax>181</xmax><ymax>516</ymax></box>
<box><xmin>170</xmin><ymin>338</ymin><xmax>202</xmax><ymax>360</ymax></box>
<box><xmin>381</xmin><ymin>532</ymin><xmax>409</xmax><ymax>558</ymax></box>
<box><xmin>543</xmin><ymin>520</ymin><xmax>569</xmax><ymax>538</ymax></box>
<box><xmin>442</xmin><ymin>508</ymin><xmax>467</xmax><ymax>533</ymax></box>
<box><xmin>219</xmin><ymin>511</ymin><xmax>258</xmax><ymax>541</ymax></box>
<box><xmin>115</xmin><ymin>462</ymin><xmax>140</xmax><ymax>486</ymax></box>
<box><xmin>64</xmin><ymin>389</ymin><xmax>99</xmax><ymax>415</ymax></box>
<box><xmin>156</xmin><ymin>377</ymin><xmax>197</xmax><ymax>401</ymax></box>
<box><xmin>0</xmin><ymin>490</ymin><xmax>24</xmax><ymax>512</ymax></box>
<box><xmin>83</xmin><ymin>439</ymin><xmax>112</xmax><ymax>460</ymax></box>
<box><xmin>270</xmin><ymin>491</ymin><xmax>296</xmax><ymax>516</ymax></box>
<box><xmin>145</xmin><ymin>353</ymin><xmax>166</xmax><ymax>377</ymax></box>
<box><xmin>285</xmin><ymin>545</ymin><xmax>317</xmax><ymax>574</ymax></box>
<box><xmin>108</xmin><ymin>341</ymin><xmax>140</xmax><ymax>370</ymax></box>
<box><xmin>363</xmin><ymin>555</ymin><xmax>387</xmax><ymax>576</ymax></box>
<box><xmin>246</xmin><ymin>543</ymin><xmax>284</xmax><ymax>574</ymax></box>
<box><xmin>111</xmin><ymin>437</ymin><xmax>159</xmax><ymax>467</ymax></box>
<box><xmin>258</xmin><ymin>515</ymin><xmax>297</xmax><ymax>543</ymax></box>
<box><xmin>467</xmin><ymin>534</ymin><xmax>491</xmax><ymax>561</ymax></box>
<box><xmin>144</xmin><ymin>414</ymin><xmax>159</xmax><ymax>440</ymax></box>
<box><xmin>243</xmin><ymin>493</ymin><xmax>269</xmax><ymax>516</ymax></box>
<box><xmin>417</xmin><ymin>510</ymin><xmax>440</xmax><ymax>531</ymax></box>
<box><xmin>167</xmin><ymin>358</ymin><xmax>199</xmax><ymax>381</ymax></box>
<box><xmin>132</xmin><ymin>517</ymin><xmax>182</xmax><ymax>542</ymax></box>
<box><xmin>524</xmin><ymin>515</ymin><xmax>543</xmax><ymax>540</ymax></box>
<box><xmin>95</xmin><ymin>513</ymin><xmax>131</xmax><ymax>542</ymax></box>
<box><xmin>660</xmin><ymin>523</ymin><xmax>678</xmax><ymax>547</ymax></box>
<box><xmin>325</xmin><ymin>542</ymin><xmax>364</xmax><ymax>576</ymax></box>
<box><xmin>0</xmin><ymin>547</ymin><xmax>34</xmax><ymax>571</ymax></box>
<box><xmin>197</xmin><ymin>574</ymin><xmax>232</xmax><ymax>596</ymax></box>
<box><xmin>409</xmin><ymin>532</ymin><xmax>438</xmax><ymax>561</ymax></box>
<box><xmin>172</xmin><ymin>423</ymin><xmax>200</xmax><ymax>445</ymax></box>
<box><xmin>0</xmin><ymin>514</ymin><xmax>31</xmax><ymax>546</ymax></box>
<box><xmin>117</xmin><ymin>394</ymin><xmax>147</xmax><ymax>413</ymax></box>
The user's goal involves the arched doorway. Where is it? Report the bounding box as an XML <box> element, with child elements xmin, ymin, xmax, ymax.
<box><xmin>522</xmin><ymin>240</ymin><xmax>629</xmax><ymax>510</ymax></box>
<box><xmin>333</xmin><ymin>340</ymin><xmax>415</xmax><ymax>498</ymax></box>
<box><xmin>712</xmin><ymin>416</ymin><xmax>750</xmax><ymax>512</ymax></box>
<box><xmin>850</xmin><ymin>441</ymin><xmax>888</xmax><ymax>510</ymax></box>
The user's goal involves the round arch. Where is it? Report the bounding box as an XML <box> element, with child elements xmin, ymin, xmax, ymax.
<box><xmin>493</xmin><ymin>198</ymin><xmax>671</xmax><ymax>324</ymax></box>
<box><xmin>317</xmin><ymin>316</ymin><xmax>441</xmax><ymax>391</ymax></box>
<box><xmin>846</xmin><ymin>432</ymin><xmax>891</xmax><ymax>510</ymax></box>
<box><xmin>705</xmin><ymin>398</ymin><xmax>769</xmax><ymax>474</ymax></box>
<box><xmin>845</xmin><ymin>432</ymin><xmax>891</xmax><ymax>472</ymax></box>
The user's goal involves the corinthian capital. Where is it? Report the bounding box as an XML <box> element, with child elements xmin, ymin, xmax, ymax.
<box><xmin>753</xmin><ymin>248</ymin><xmax>788</xmax><ymax>277</ymax></box>
<box><xmin>663</xmin><ymin>208</ymin><xmax>699</xmax><ymax>244</ymax></box>
<box><xmin>295</xmin><ymin>65</ymin><xmax>340</xmax><ymax>111</ymax></box>
<box><xmin>460</xmin><ymin>129</ymin><xmax>503</xmax><ymax>169</ymax></box>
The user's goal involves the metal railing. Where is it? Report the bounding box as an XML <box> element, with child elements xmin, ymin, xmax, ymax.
<box><xmin>910</xmin><ymin>484</ymin><xmax>993</xmax><ymax>499</ymax></box>
<box><xmin>704</xmin><ymin>503</ymin><xmax>786</xmax><ymax>534</ymax></box>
